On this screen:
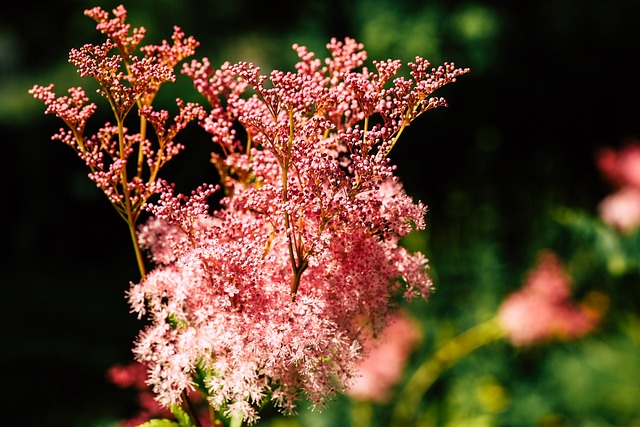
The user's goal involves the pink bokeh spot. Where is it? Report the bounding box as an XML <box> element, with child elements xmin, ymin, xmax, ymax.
<box><xmin>596</xmin><ymin>140</ymin><xmax>640</xmax><ymax>232</ymax></box>
<box><xmin>498</xmin><ymin>252</ymin><xmax>599</xmax><ymax>347</ymax></box>
<box><xmin>597</xmin><ymin>141</ymin><xmax>640</xmax><ymax>190</ymax></box>
<box><xmin>346</xmin><ymin>311</ymin><xmax>422</xmax><ymax>403</ymax></box>
<box><xmin>107</xmin><ymin>361</ymin><xmax>210</xmax><ymax>427</ymax></box>
<box><xmin>598</xmin><ymin>186</ymin><xmax>640</xmax><ymax>232</ymax></box>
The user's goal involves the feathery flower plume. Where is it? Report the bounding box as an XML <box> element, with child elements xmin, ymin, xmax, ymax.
<box><xmin>29</xmin><ymin>5</ymin><xmax>204</xmax><ymax>274</ymax></box>
<box><xmin>30</xmin><ymin>4</ymin><xmax>470</xmax><ymax>425</ymax></box>
<box><xmin>129</xmin><ymin>38</ymin><xmax>467</xmax><ymax>422</ymax></box>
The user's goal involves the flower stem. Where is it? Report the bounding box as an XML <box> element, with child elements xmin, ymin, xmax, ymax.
<box><xmin>182</xmin><ymin>390</ymin><xmax>203</xmax><ymax>427</ymax></box>
<box><xmin>230</xmin><ymin>412</ymin><xmax>243</xmax><ymax>427</ymax></box>
<box><xmin>390</xmin><ymin>317</ymin><xmax>506</xmax><ymax>426</ymax></box>
<box><xmin>127</xmin><ymin>217</ymin><xmax>146</xmax><ymax>278</ymax></box>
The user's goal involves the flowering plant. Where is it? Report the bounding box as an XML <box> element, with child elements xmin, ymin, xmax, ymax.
<box><xmin>30</xmin><ymin>5</ymin><xmax>469</xmax><ymax>426</ymax></box>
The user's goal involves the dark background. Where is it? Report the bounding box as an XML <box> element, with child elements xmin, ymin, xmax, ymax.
<box><xmin>3</xmin><ymin>0</ymin><xmax>640</xmax><ymax>425</ymax></box>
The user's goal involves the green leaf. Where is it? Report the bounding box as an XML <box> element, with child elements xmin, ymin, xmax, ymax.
<box><xmin>137</xmin><ymin>419</ymin><xmax>180</xmax><ymax>427</ymax></box>
<box><xmin>170</xmin><ymin>404</ymin><xmax>197</xmax><ymax>427</ymax></box>
<box><xmin>192</xmin><ymin>360</ymin><xmax>212</xmax><ymax>396</ymax></box>
<box><xmin>230</xmin><ymin>412</ymin><xmax>244</xmax><ymax>427</ymax></box>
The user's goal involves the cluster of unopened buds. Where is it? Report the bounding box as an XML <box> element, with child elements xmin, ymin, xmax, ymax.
<box><xmin>30</xmin><ymin>4</ymin><xmax>470</xmax><ymax>425</ymax></box>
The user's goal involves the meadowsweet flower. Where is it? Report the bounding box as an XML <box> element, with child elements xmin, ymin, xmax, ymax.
<box><xmin>128</xmin><ymin>180</ymin><xmax>430</xmax><ymax>422</ymax></box>
<box><xmin>31</xmin><ymin>5</ymin><xmax>469</xmax><ymax>425</ymax></box>
<box><xmin>498</xmin><ymin>252</ymin><xmax>599</xmax><ymax>346</ymax></box>
<box><xmin>346</xmin><ymin>311</ymin><xmax>422</xmax><ymax>403</ymax></box>
<box><xmin>127</xmin><ymin>38</ymin><xmax>468</xmax><ymax>423</ymax></box>
<box><xmin>29</xmin><ymin>5</ymin><xmax>203</xmax><ymax>228</ymax></box>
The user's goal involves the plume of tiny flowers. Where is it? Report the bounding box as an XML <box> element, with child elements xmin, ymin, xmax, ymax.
<box><xmin>126</xmin><ymin>38</ymin><xmax>468</xmax><ymax>423</ymax></box>
<box><xmin>497</xmin><ymin>251</ymin><xmax>600</xmax><ymax>346</ymax></box>
<box><xmin>596</xmin><ymin>140</ymin><xmax>640</xmax><ymax>232</ymax></box>
<box><xmin>29</xmin><ymin>5</ymin><xmax>204</xmax><ymax>249</ymax></box>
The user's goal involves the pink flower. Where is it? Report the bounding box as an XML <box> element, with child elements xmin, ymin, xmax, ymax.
<box><xmin>29</xmin><ymin>5</ymin><xmax>204</xmax><ymax>222</ymax></box>
<box><xmin>598</xmin><ymin>186</ymin><xmax>640</xmax><ymax>232</ymax></box>
<box><xmin>107</xmin><ymin>361</ymin><xmax>175</xmax><ymax>427</ymax></box>
<box><xmin>595</xmin><ymin>140</ymin><xmax>640</xmax><ymax>232</ymax></box>
<box><xmin>129</xmin><ymin>182</ymin><xmax>431</xmax><ymax>422</ymax></box>
<box><xmin>127</xmin><ymin>36</ymin><xmax>467</xmax><ymax>423</ymax></box>
<box><xmin>346</xmin><ymin>311</ymin><xmax>421</xmax><ymax>403</ymax></box>
<box><xmin>498</xmin><ymin>252</ymin><xmax>599</xmax><ymax>346</ymax></box>
<box><xmin>107</xmin><ymin>361</ymin><xmax>149</xmax><ymax>390</ymax></box>
<box><xmin>596</xmin><ymin>140</ymin><xmax>640</xmax><ymax>190</ymax></box>
<box><xmin>31</xmin><ymin>6</ymin><xmax>469</xmax><ymax>424</ymax></box>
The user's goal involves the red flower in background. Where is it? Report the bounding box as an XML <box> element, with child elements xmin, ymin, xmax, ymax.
<box><xmin>346</xmin><ymin>311</ymin><xmax>422</xmax><ymax>403</ymax></box>
<box><xmin>108</xmin><ymin>361</ymin><xmax>209</xmax><ymax>427</ymax></box>
<box><xmin>498</xmin><ymin>252</ymin><xmax>601</xmax><ymax>346</ymax></box>
<box><xmin>596</xmin><ymin>140</ymin><xmax>640</xmax><ymax>232</ymax></box>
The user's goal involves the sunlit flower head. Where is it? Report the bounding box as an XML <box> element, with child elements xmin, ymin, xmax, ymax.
<box><xmin>127</xmin><ymin>33</ymin><xmax>468</xmax><ymax>423</ymax></box>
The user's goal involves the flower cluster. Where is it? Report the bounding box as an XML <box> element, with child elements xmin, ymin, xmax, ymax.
<box><xmin>498</xmin><ymin>251</ymin><xmax>600</xmax><ymax>346</ymax></box>
<box><xmin>596</xmin><ymin>140</ymin><xmax>640</xmax><ymax>232</ymax></box>
<box><xmin>29</xmin><ymin>5</ymin><xmax>204</xmax><ymax>229</ymax></box>
<box><xmin>30</xmin><ymin>4</ymin><xmax>470</xmax><ymax>425</ymax></box>
<box><xmin>129</xmin><ymin>37</ymin><xmax>468</xmax><ymax>423</ymax></box>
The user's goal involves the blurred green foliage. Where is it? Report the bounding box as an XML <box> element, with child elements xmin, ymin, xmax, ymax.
<box><xmin>3</xmin><ymin>0</ymin><xmax>640</xmax><ymax>426</ymax></box>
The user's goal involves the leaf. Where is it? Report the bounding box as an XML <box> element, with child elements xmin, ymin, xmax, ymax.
<box><xmin>170</xmin><ymin>404</ymin><xmax>197</xmax><ymax>427</ymax></box>
<box><xmin>137</xmin><ymin>419</ymin><xmax>181</xmax><ymax>427</ymax></box>
<box><xmin>230</xmin><ymin>412</ymin><xmax>244</xmax><ymax>427</ymax></box>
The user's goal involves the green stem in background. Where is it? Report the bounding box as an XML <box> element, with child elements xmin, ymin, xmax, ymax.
<box><xmin>351</xmin><ymin>400</ymin><xmax>373</xmax><ymax>427</ymax></box>
<box><xmin>390</xmin><ymin>317</ymin><xmax>506</xmax><ymax>426</ymax></box>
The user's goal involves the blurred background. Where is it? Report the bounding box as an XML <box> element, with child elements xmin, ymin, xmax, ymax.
<box><xmin>3</xmin><ymin>0</ymin><xmax>640</xmax><ymax>425</ymax></box>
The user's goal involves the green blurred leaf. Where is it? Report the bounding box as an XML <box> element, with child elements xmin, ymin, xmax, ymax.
<box><xmin>170</xmin><ymin>405</ymin><xmax>197</xmax><ymax>427</ymax></box>
<box><xmin>137</xmin><ymin>419</ymin><xmax>180</xmax><ymax>427</ymax></box>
